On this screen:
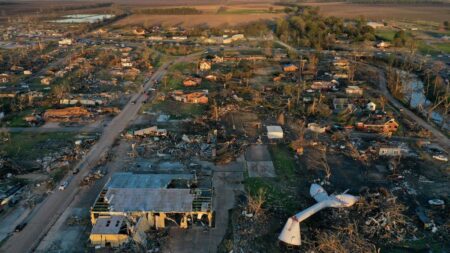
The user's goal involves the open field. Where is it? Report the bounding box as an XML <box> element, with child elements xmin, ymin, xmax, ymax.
<box><xmin>114</xmin><ymin>4</ymin><xmax>284</xmax><ymax>27</ymax></box>
<box><xmin>114</xmin><ymin>14</ymin><xmax>284</xmax><ymax>28</ymax></box>
<box><xmin>305</xmin><ymin>2</ymin><xmax>450</xmax><ymax>23</ymax></box>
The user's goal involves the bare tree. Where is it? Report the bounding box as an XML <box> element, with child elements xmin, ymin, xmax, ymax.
<box><xmin>247</xmin><ymin>188</ymin><xmax>267</xmax><ymax>217</ymax></box>
<box><xmin>308</xmin><ymin>148</ymin><xmax>332</xmax><ymax>180</ymax></box>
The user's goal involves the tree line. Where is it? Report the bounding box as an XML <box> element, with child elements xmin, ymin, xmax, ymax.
<box><xmin>275</xmin><ymin>6</ymin><xmax>375</xmax><ymax>49</ymax></box>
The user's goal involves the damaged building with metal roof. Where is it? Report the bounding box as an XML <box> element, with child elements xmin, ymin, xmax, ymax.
<box><xmin>89</xmin><ymin>172</ymin><xmax>213</xmax><ymax>247</ymax></box>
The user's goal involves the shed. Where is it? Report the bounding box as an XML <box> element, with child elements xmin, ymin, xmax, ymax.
<box><xmin>267</xmin><ymin>125</ymin><xmax>284</xmax><ymax>139</ymax></box>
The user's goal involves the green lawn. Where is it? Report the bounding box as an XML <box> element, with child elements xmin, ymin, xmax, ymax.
<box><xmin>375</xmin><ymin>30</ymin><xmax>397</xmax><ymax>42</ymax></box>
<box><xmin>433</xmin><ymin>43</ymin><xmax>450</xmax><ymax>54</ymax></box>
<box><xmin>417</xmin><ymin>41</ymin><xmax>441</xmax><ymax>55</ymax></box>
<box><xmin>244</xmin><ymin>144</ymin><xmax>300</xmax><ymax>214</ymax></box>
<box><xmin>149</xmin><ymin>100</ymin><xmax>207</xmax><ymax>119</ymax></box>
<box><xmin>168</xmin><ymin>62</ymin><xmax>197</xmax><ymax>73</ymax></box>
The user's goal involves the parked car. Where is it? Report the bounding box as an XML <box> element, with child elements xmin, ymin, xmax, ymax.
<box><xmin>15</xmin><ymin>222</ymin><xmax>27</xmax><ymax>232</ymax></box>
<box><xmin>59</xmin><ymin>181</ymin><xmax>68</xmax><ymax>191</ymax></box>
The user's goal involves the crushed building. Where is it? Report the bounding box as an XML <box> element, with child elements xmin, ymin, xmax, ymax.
<box><xmin>43</xmin><ymin>107</ymin><xmax>92</xmax><ymax>121</ymax></box>
<box><xmin>90</xmin><ymin>172</ymin><xmax>213</xmax><ymax>247</ymax></box>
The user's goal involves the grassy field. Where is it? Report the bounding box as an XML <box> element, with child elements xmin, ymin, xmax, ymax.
<box><xmin>433</xmin><ymin>42</ymin><xmax>450</xmax><ymax>54</ymax></box>
<box><xmin>114</xmin><ymin>13</ymin><xmax>283</xmax><ymax>28</ymax></box>
<box><xmin>148</xmin><ymin>100</ymin><xmax>207</xmax><ymax>119</ymax></box>
<box><xmin>375</xmin><ymin>29</ymin><xmax>397</xmax><ymax>41</ymax></box>
<box><xmin>0</xmin><ymin>132</ymin><xmax>76</xmax><ymax>161</ymax></box>
<box><xmin>306</xmin><ymin>2</ymin><xmax>450</xmax><ymax>23</ymax></box>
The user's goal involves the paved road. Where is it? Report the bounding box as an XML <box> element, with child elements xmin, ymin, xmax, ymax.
<box><xmin>374</xmin><ymin>67</ymin><xmax>450</xmax><ymax>151</ymax></box>
<box><xmin>0</xmin><ymin>52</ymin><xmax>201</xmax><ymax>253</ymax></box>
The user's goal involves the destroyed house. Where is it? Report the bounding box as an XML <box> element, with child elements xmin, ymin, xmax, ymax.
<box><xmin>171</xmin><ymin>90</ymin><xmax>208</xmax><ymax>104</ymax></box>
<box><xmin>283</xmin><ymin>63</ymin><xmax>299</xmax><ymax>72</ymax></box>
<box><xmin>378</xmin><ymin>146</ymin><xmax>401</xmax><ymax>156</ymax></box>
<box><xmin>0</xmin><ymin>74</ymin><xmax>10</xmax><ymax>83</ymax></box>
<box><xmin>346</xmin><ymin>86</ymin><xmax>363</xmax><ymax>96</ymax></box>
<box><xmin>183</xmin><ymin>77</ymin><xmax>202</xmax><ymax>87</ymax></box>
<box><xmin>43</xmin><ymin>107</ymin><xmax>92</xmax><ymax>121</ymax></box>
<box><xmin>311</xmin><ymin>81</ymin><xmax>335</xmax><ymax>91</ymax></box>
<box><xmin>127</xmin><ymin>126</ymin><xmax>167</xmax><ymax>137</ymax></box>
<box><xmin>333</xmin><ymin>98</ymin><xmax>351</xmax><ymax>111</ymax></box>
<box><xmin>91</xmin><ymin>172</ymin><xmax>213</xmax><ymax>231</ymax></box>
<box><xmin>90</xmin><ymin>216</ymin><xmax>129</xmax><ymax>247</ymax></box>
<box><xmin>356</xmin><ymin>118</ymin><xmax>399</xmax><ymax>133</ymax></box>
<box><xmin>199</xmin><ymin>61</ymin><xmax>211</xmax><ymax>71</ymax></box>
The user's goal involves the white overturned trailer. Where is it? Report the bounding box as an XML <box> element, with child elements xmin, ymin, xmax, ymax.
<box><xmin>278</xmin><ymin>184</ymin><xmax>359</xmax><ymax>246</ymax></box>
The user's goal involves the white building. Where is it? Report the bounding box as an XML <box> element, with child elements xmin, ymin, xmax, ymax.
<box><xmin>58</xmin><ymin>38</ymin><xmax>73</xmax><ymax>46</ymax></box>
<box><xmin>367</xmin><ymin>101</ymin><xmax>376</xmax><ymax>112</ymax></box>
<box><xmin>267</xmin><ymin>125</ymin><xmax>284</xmax><ymax>139</ymax></box>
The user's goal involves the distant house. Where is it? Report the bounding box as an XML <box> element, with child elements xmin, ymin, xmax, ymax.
<box><xmin>10</xmin><ymin>65</ymin><xmax>23</xmax><ymax>72</ymax></box>
<box><xmin>0</xmin><ymin>74</ymin><xmax>10</xmax><ymax>83</ymax></box>
<box><xmin>376</xmin><ymin>41</ymin><xmax>390</xmax><ymax>49</ymax></box>
<box><xmin>345</xmin><ymin>86</ymin><xmax>363</xmax><ymax>96</ymax></box>
<box><xmin>333</xmin><ymin>98</ymin><xmax>350</xmax><ymax>110</ymax></box>
<box><xmin>333</xmin><ymin>59</ymin><xmax>349</xmax><ymax>69</ymax></box>
<box><xmin>366</xmin><ymin>101</ymin><xmax>377</xmax><ymax>111</ymax></box>
<box><xmin>41</xmin><ymin>77</ymin><xmax>52</xmax><ymax>85</ymax></box>
<box><xmin>283</xmin><ymin>64</ymin><xmax>298</xmax><ymax>72</ymax></box>
<box><xmin>128</xmin><ymin>126</ymin><xmax>168</xmax><ymax>138</ymax></box>
<box><xmin>223</xmin><ymin>38</ymin><xmax>234</xmax><ymax>44</ymax></box>
<box><xmin>58</xmin><ymin>38</ymin><xmax>73</xmax><ymax>46</ymax></box>
<box><xmin>121</xmin><ymin>58</ymin><xmax>133</xmax><ymax>68</ymax></box>
<box><xmin>273</xmin><ymin>74</ymin><xmax>284</xmax><ymax>82</ymax></box>
<box><xmin>307</xmin><ymin>123</ymin><xmax>326</xmax><ymax>134</ymax></box>
<box><xmin>172</xmin><ymin>36</ymin><xmax>187</xmax><ymax>41</ymax></box>
<box><xmin>311</xmin><ymin>81</ymin><xmax>335</xmax><ymax>91</ymax></box>
<box><xmin>23</xmin><ymin>70</ymin><xmax>32</xmax><ymax>75</ymax></box>
<box><xmin>133</xmin><ymin>28</ymin><xmax>146</xmax><ymax>36</ymax></box>
<box><xmin>378</xmin><ymin>146</ymin><xmax>401</xmax><ymax>156</ymax></box>
<box><xmin>205</xmin><ymin>75</ymin><xmax>217</xmax><ymax>81</ymax></box>
<box><xmin>267</xmin><ymin>125</ymin><xmax>284</xmax><ymax>139</ymax></box>
<box><xmin>148</xmin><ymin>36</ymin><xmax>164</xmax><ymax>41</ymax></box>
<box><xmin>367</xmin><ymin>22</ymin><xmax>385</xmax><ymax>29</ymax></box>
<box><xmin>231</xmin><ymin>34</ymin><xmax>245</xmax><ymax>41</ymax></box>
<box><xmin>170</xmin><ymin>90</ymin><xmax>208</xmax><ymax>104</ymax></box>
<box><xmin>199</xmin><ymin>61</ymin><xmax>211</xmax><ymax>71</ymax></box>
<box><xmin>212</xmin><ymin>55</ymin><xmax>224</xmax><ymax>63</ymax></box>
<box><xmin>183</xmin><ymin>77</ymin><xmax>202</xmax><ymax>87</ymax></box>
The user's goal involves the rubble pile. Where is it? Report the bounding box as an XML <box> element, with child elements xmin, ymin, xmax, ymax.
<box><xmin>138</xmin><ymin>135</ymin><xmax>213</xmax><ymax>160</ymax></box>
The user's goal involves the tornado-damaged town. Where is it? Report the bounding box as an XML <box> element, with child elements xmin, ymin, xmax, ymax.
<box><xmin>0</xmin><ymin>1</ymin><xmax>449</xmax><ymax>253</ymax></box>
